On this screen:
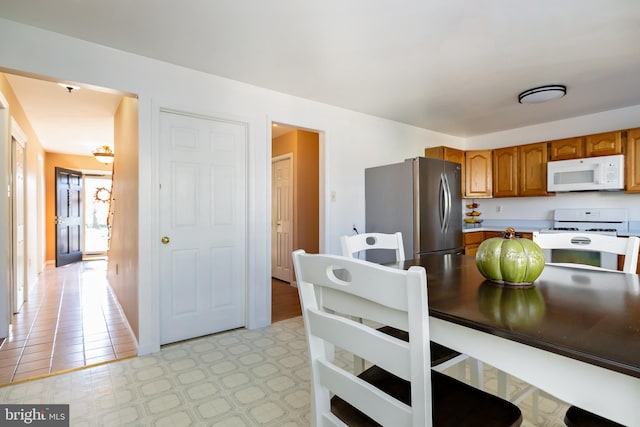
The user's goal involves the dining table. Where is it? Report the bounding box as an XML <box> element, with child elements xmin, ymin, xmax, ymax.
<box><xmin>390</xmin><ymin>252</ymin><xmax>640</xmax><ymax>426</ymax></box>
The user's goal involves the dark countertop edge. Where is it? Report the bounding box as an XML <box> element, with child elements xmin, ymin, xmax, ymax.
<box><xmin>431</xmin><ymin>311</ymin><xmax>640</xmax><ymax>379</ymax></box>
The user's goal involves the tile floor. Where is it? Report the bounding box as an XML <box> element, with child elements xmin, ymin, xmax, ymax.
<box><xmin>0</xmin><ymin>260</ymin><xmax>137</xmax><ymax>385</ymax></box>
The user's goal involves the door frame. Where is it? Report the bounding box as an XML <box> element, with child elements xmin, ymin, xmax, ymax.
<box><xmin>10</xmin><ymin>121</ymin><xmax>27</xmax><ymax>314</ymax></box>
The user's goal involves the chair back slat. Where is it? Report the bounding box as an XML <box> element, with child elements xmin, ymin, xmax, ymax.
<box><xmin>317</xmin><ymin>360</ymin><xmax>413</xmax><ymax>426</ymax></box>
<box><xmin>321</xmin><ymin>288</ymin><xmax>409</xmax><ymax>332</ymax></box>
<box><xmin>293</xmin><ymin>250</ymin><xmax>430</xmax><ymax>427</ymax></box>
<box><xmin>532</xmin><ymin>232</ymin><xmax>640</xmax><ymax>273</ymax></box>
<box><xmin>296</xmin><ymin>253</ymin><xmax>411</xmax><ymax>311</ymax></box>
<box><xmin>307</xmin><ymin>308</ymin><xmax>411</xmax><ymax>380</ymax></box>
<box><xmin>341</xmin><ymin>232</ymin><xmax>405</xmax><ymax>261</ymax></box>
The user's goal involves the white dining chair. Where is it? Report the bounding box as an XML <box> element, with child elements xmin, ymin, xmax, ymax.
<box><xmin>564</xmin><ymin>405</ymin><xmax>625</xmax><ymax>427</ymax></box>
<box><xmin>532</xmin><ymin>232</ymin><xmax>640</xmax><ymax>273</ymax></box>
<box><xmin>340</xmin><ymin>232</ymin><xmax>484</xmax><ymax>389</ymax></box>
<box><xmin>532</xmin><ymin>231</ymin><xmax>640</xmax><ymax>426</ymax></box>
<box><xmin>292</xmin><ymin>249</ymin><xmax>523</xmax><ymax>427</ymax></box>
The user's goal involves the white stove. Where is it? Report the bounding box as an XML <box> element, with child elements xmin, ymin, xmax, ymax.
<box><xmin>542</xmin><ymin>208</ymin><xmax>629</xmax><ymax>235</ymax></box>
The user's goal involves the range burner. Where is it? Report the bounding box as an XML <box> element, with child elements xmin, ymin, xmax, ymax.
<box><xmin>542</xmin><ymin>208</ymin><xmax>630</xmax><ymax>236</ymax></box>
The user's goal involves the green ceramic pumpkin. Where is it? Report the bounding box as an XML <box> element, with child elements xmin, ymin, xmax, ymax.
<box><xmin>475</xmin><ymin>228</ymin><xmax>545</xmax><ymax>285</ymax></box>
<box><xmin>477</xmin><ymin>282</ymin><xmax>546</xmax><ymax>328</ymax></box>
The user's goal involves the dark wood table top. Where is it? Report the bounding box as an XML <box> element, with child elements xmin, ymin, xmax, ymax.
<box><xmin>394</xmin><ymin>253</ymin><xmax>640</xmax><ymax>378</ymax></box>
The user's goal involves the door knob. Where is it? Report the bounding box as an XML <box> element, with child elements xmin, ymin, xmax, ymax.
<box><xmin>161</xmin><ymin>236</ymin><xmax>170</xmax><ymax>244</ymax></box>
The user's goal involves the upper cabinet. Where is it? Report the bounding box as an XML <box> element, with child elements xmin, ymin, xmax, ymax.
<box><xmin>492</xmin><ymin>147</ymin><xmax>518</xmax><ymax>197</ymax></box>
<box><xmin>493</xmin><ymin>143</ymin><xmax>550</xmax><ymax>198</ymax></box>
<box><xmin>519</xmin><ymin>142</ymin><xmax>549</xmax><ymax>197</ymax></box>
<box><xmin>426</xmin><ymin>127</ymin><xmax>631</xmax><ymax>198</ymax></box>
<box><xmin>626</xmin><ymin>128</ymin><xmax>640</xmax><ymax>193</ymax></box>
<box><xmin>424</xmin><ymin>146</ymin><xmax>464</xmax><ymax>164</ymax></box>
<box><xmin>550</xmin><ymin>137</ymin><xmax>584</xmax><ymax>160</ymax></box>
<box><xmin>585</xmin><ymin>131</ymin><xmax>623</xmax><ymax>157</ymax></box>
<box><xmin>424</xmin><ymin>146</ymin><xmax>465</xmax><ymax>196</ymax></box>
<box><xmin>465</xmin><ymin>150</ymin><xmax>492</xmax><ymax>198</ymax></box>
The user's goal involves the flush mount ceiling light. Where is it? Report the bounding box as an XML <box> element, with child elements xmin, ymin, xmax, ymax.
<box><xmin>518</xmin><ymin>85</ymin><xmax>566</xmax><ymax>104</ymax></box>
<box><xmin>57</xmin><ymin>82</ymin><xmax>80</xmax><ymax>93</ymax></box>
<box><xmin>93</xmin><ymin>145</ymin><xmax>114</xmax><ymax>164</ymax></box>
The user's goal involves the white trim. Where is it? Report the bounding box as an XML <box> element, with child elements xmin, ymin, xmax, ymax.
<box><xmin>10</xmin><ymin>116</ymin><xmax>27</xmax><ymax>146</ymax></box>
<box><xmin>0</xmin><ymin>90</ymin><xmax>10</xmax><ymax>338</ymax></box>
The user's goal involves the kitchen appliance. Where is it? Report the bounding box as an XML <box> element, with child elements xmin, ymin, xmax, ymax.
<box><xmin>538</xmin><ymin>208</ymin><xmax>629</xmax><ymax>269</ymax></box>
<box><xmin>547</xmin><ymin>154</ymin><xmax>624</xmax><ymax>192</ymax></box>
<box><xmin>364</xmin><ymin>157</ymin><xmax>462</xmax><ymax>264</ymax></box>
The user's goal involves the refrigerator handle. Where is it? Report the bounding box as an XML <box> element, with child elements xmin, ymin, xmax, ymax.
<box><xmin>442</xmin><ymin>172</ymin><xmax>451</xmax><ymax>233</ymax></box>
<box><xmin>439</xmin><ymin>173</ymin><xmax>448</xmax><ymax>233</ymax></box>
<box><xmin>438</xmin><ymin>173</ymin><xmax>445</xmax><ymax>232</ymax></box>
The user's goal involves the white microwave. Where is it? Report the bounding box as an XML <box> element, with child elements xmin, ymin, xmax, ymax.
<box><xmin>547</xmin><ymin>154</ymin><xmax>624</xmax><ymax>192</ymax></box>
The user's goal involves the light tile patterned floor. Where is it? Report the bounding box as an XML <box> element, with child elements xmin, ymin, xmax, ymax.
<box><xmin>0</xmin><ymin>316</ymin><xmax>569</xmax><ymax>426</ymax></box>
<box><xmin>0</xmin><ymin>260</ymin><xmax>137</xmax><ymax>385</ymax></box>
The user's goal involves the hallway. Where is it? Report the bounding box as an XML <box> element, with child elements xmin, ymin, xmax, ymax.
<box><xmin>0</xmin><ymin>260</ymin><xmax>137</xmax><ymax>385</ymax></box>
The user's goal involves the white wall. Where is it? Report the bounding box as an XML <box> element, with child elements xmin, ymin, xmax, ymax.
<box><xmin>0</xmin><ymin>18</ymin><xmax>464</xmax><ymax>354</ymax></box>
<box><xmin>465</xmin><ymin>108</ymin><xmax>640</xmax><ymax>222</ymax></box>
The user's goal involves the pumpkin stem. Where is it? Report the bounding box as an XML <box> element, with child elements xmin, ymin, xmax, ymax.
<box><xmin>504</xmin><ymin>227</ymin><xmax>516</xmax><ymax>239</ymax></box>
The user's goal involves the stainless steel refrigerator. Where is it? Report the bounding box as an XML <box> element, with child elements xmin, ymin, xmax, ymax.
<box><xmin>365</xmin><ymin>157</ymin><xmax>463</xmax><ymax>263</ymax></box>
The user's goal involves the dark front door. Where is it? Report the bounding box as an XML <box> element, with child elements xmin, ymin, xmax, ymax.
<box><xmin>56</xmin><ymin>167</ymin><xmax>83</xmax><ymax>267</ymax></box>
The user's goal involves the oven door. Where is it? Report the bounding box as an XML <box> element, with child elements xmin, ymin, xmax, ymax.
<box><xmin>540</xmin><ymin>238</ymin><xmax>618</xmax><ymax>270</ymax></box>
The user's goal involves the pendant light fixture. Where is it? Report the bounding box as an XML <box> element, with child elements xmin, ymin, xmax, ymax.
<box><xmin>518</xmin><ymin>85</ymin><xmax>566</xmax><ymax>104</ymax></box>
<box><xmin>93</xmin><ymin>145</ymin><xmax>115</xmax><ymax>164</ymax></box>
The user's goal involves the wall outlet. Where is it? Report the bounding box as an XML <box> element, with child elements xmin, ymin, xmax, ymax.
<box><xmin>330</xmin><ymin>190</ymin><xmax>336</xmax><ymax>202</ymax></box>
<box><xmin>496</xmin><ymin>205</ymin><xmax>502</xmax><ymax>213</ymax></box>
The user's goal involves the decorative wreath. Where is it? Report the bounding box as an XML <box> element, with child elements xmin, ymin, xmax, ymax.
<box><xmin>94</xmin><ymin>187</ymin><xmax>111</xmax><ymax>203</ymax></box>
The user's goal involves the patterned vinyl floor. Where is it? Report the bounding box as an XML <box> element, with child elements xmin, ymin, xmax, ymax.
<box><xmin>0</xmin><ymin>316</ymin><xmax>568</xmax><ymax>426</ymax></box>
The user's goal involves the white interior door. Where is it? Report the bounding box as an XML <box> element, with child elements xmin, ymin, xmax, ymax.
<box><xmin>159</xmin><ymin>110</ymin><xmax>247</xmax><ymax>344</ymax></box>
<box><xmin>271</xmin><ymin>154</ymin><xmax>293</xmax><ymax>282</ymax></box>
<box><xmin>11</xmin><ymin>137</ymin><xmax>25</xmax><ymax>313</ymax></box>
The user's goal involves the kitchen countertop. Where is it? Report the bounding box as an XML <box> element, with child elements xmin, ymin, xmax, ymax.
<box><xmin>462</xmin><ymin>226</ymin><xmax>542</xmax><ymax>234</ymax></box>
<box><xmin>462</xmin><ymin>219</ymin><xmax>550</xmax><ymax>234</ymax></box>
<box><xmin>462</xmin><ymin>220</ymin><xmax>640</xmax><ymax>237</ymax></box>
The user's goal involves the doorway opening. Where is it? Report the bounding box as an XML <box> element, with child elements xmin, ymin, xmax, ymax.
<box><xmin>83</xmin><ymin>174</ymin><xmax>112</xmax><ymax>258</ymax></box>
<box><xmin>1</xmin><ymin>69</ymin><xmax>139</xmax><ymax>381</ymax></box>
<box><xmin>271</xmin><ymin>123</ymin><xmax>320</xmax><ymax>322</ymax></box>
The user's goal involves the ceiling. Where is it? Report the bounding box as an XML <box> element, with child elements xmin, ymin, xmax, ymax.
<box><xmin>4</xmin><ymin>73</ymin><xmax>123</xmax><ymax>156</ymax></box>
<box><xmin>2</xmin><ymin>0</ymin><xmax>640</xmax><ymax>155</ymax></box>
